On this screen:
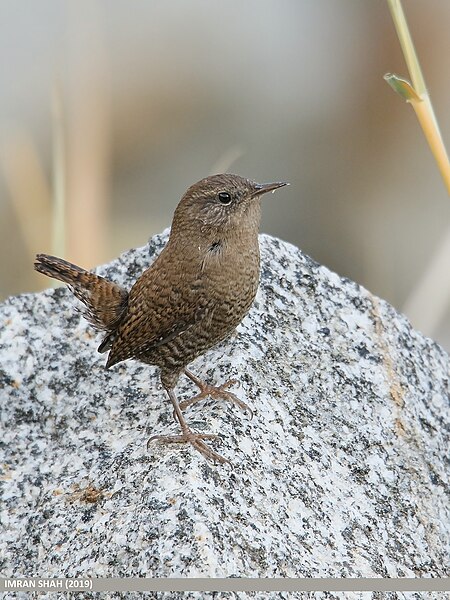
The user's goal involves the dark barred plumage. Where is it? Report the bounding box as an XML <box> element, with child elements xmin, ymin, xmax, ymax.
<box><xmin>35</xmin><ymin>174</ymin><xmax>288</xmax><ymax>463</ymax></box>
<box><xmin>34</xmin><ymin>254</ymin><xmax>128</xmax><ymax>334</ymax></box>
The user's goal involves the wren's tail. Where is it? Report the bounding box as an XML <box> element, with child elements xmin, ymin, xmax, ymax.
<box><xmin>34</xmin><ymin>254</ymin><xmax>128</xmax><ymax>343</ymax></box>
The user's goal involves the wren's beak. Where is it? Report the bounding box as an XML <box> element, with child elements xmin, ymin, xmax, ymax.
<box><xmin>251</xmin><ymin>181</ymin><xmax>289</xmax><ymax>198</ymax></box>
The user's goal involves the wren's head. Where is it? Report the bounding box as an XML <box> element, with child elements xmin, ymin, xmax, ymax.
<box><xmin>170</xmin><ymin>174</ymin><xmax>288</xmax><ymax>241</ymax></box>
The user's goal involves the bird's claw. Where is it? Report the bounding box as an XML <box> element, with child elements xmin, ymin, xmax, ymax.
<box><xmin>148</xmin><ymin>430</ymin><xmax>229</xmax><ymax>464</ymax></box>
<box><xmin>179</xmin><ymin>379</ymin><xmax>253</xmax><ymax>418</ymax></box>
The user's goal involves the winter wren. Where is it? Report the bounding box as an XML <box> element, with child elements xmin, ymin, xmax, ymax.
<box><xmin>34</xmin><ymin>174</ymin><xmax>288</xmax><ymax>463</ymax></box>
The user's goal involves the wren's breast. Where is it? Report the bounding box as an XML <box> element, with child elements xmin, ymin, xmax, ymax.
<box><xmin>146</xmin><ymin>236</ymin><xmax>260</xmax><ymax>374</ymax></box>
<box><xmin>199</xmin><ymin>236</ymin><xmax>260</xmax><ymax>337</ymax></box>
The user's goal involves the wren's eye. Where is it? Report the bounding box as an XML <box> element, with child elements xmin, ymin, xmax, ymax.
<box><xmin>217</xmin><ymin>191</ymin><xmax>232</xmax><ymax>205</ymax></box>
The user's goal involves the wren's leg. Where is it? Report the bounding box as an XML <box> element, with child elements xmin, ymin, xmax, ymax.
<box><xmin>148</xmin><ymin>387</ymin><xmax>229</xmax><ymax>464</ymax></box>
<box><xmin>181</xmin><ymin>368</ymin><xmax>253</xmax><ymax>417</ymax></box>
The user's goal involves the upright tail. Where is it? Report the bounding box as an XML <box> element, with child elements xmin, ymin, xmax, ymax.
<box><xmin>34</xmin><ymin>254</ymin><xmax>128</xmax><ymax>338</ymax></box>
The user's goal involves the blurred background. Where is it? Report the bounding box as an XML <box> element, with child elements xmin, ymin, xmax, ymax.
<box><xmin>1</xmin><ymin>0</ymin><xmax>450</xmax><ymax>350</ymax></box>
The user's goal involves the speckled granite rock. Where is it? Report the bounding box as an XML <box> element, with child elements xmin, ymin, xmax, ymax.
<box><xmin>1</xmin><ymin>232</ymin><xmax>449</xmax><ymax>593</ymax></box>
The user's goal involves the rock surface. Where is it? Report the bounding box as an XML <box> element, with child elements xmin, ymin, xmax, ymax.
<box><xmin>1</xmin><ymin>231</ymin><xmax>449</xmax><ymax>596</ymax></box>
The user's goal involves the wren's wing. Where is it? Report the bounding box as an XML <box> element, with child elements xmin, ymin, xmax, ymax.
<box><xmin>104</xmin><ymin>263</ymin><xmax>207</xmax><ymax>369</ymax></box>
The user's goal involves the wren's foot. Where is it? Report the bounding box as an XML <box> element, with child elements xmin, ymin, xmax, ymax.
<box><xmin>148</xmin><ymin>429</ymin><xmax>228</xmax><ymax>464</ymax></box>
<box><xmin>149</xmin><ymin>386</ymin><xmax>230</xmax><ymax>464</ymax></box>
<box><xmin>182</xmin><ymin>368</ymin><xmax>253</xmax><ymax>417</ymax></box>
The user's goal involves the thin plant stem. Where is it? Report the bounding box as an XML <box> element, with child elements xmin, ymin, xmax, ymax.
<box><xmin>51</xmin><ymin>80</ymin><xmax>66</xmax><ymax>263</ymax></box>
<box><xmin>387</xmin><ymin>0</ymin><xmax>426</xmax><ymax>96</ymax></box>
<box><xmin>385</xmin><ymin>0</ymin><xmax>450</xmax><ymax>195</ymax></box>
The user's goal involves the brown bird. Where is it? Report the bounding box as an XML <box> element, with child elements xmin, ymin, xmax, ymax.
<box><xmin>34</xmin><ymin>174</ymin><xmax>288</xmax><ymax>463</ymax></box>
